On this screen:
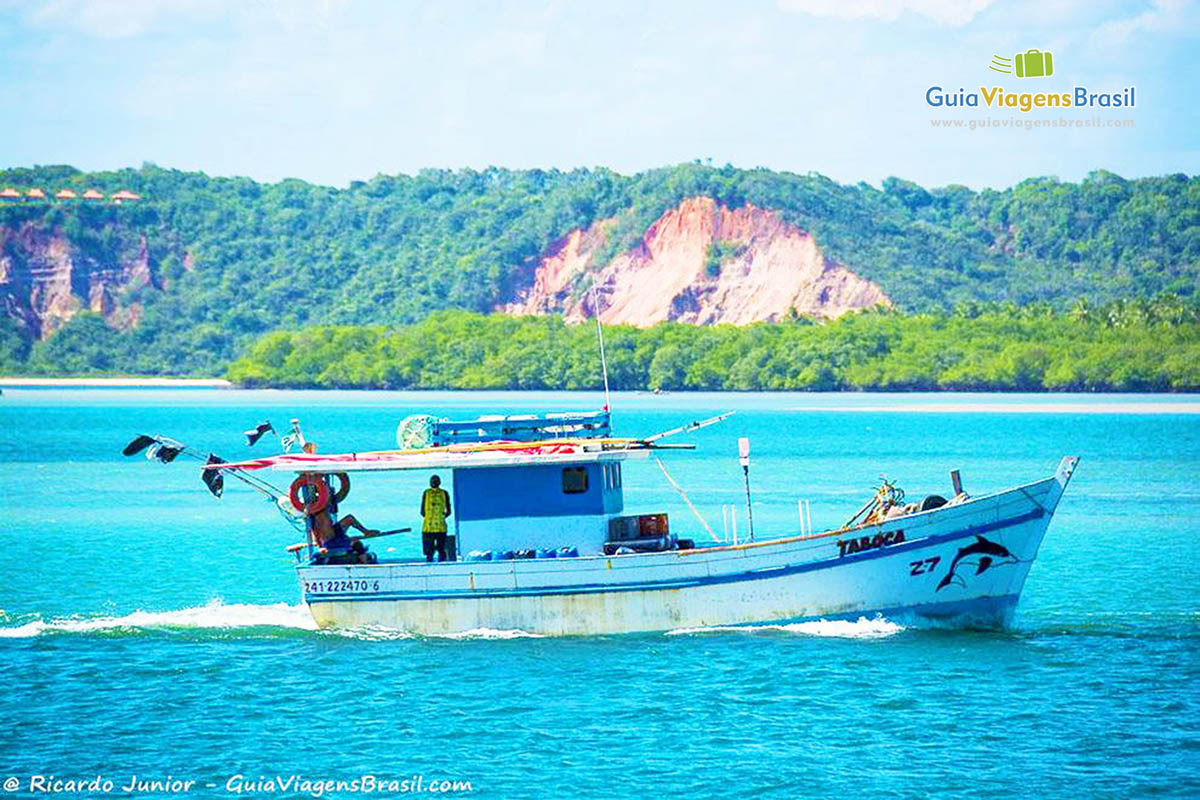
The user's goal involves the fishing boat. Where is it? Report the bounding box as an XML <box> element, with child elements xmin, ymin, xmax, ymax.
<box><xmin>126</xmin><ymin>410</ymin><xmax>1078</xmax><ymax>635</ymax></box>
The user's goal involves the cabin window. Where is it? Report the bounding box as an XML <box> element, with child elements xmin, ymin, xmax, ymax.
<box><xmin>562</xmin><ymin>467</ymin><xmax>589</xmax><ymax>494</ymax></box>
<box><xmin>615</xmin><ymin>463</ymin><xmax>622</xmax><ymax>488</ymax></box>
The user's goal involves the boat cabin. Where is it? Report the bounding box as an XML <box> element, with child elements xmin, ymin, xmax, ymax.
<box><xmin>451</xmin><ymin>459</ymin><xmax>627</xmax><ymax>555</ymax></box>
<box><xmin>273</xmin><ymin>410</ymin><xmax>686</xmax><ymax>564</ymax></box>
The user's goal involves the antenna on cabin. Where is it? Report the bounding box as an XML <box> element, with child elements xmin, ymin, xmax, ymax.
<box><xmin>592</xmin><ymin>286</ymin><xmax>612</xmax><ymax>415</ymax></box>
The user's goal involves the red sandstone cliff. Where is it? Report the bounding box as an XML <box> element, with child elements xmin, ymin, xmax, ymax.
<box><xmin>0</xmin><ymin>222</ymin><xmax>158</xmax><ymax>339</ymax></box>
<box><xmin>499</xmin><ymin>196</ymin><xmax>889</xmax><ymax>325</ymax></box>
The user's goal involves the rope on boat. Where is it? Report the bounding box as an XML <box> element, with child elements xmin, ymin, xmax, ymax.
<box><xmin>654</xmin><ymin>457</ymin><xmax>720</xmax><ymax>542</ymax></box>
<box><xmin>124</xmin><ymin>433</ymin><xmax>307</xmax><ymax>530</ymax></box>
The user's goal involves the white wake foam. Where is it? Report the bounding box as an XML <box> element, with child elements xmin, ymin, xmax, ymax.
<box><xmin>667</xmin><ymin>616</ymin><xmax>904</xmax><ymax>639</ymax></box>
<box><xmin>0</xmin><ymin>600</ymin><xmax>317</xmax><ymax>638</ymax></box>
<box><xmin>321</xmin><ymin>625</ymin><xmax>545</xmax><ymax>641</ymax></box>
<box><xmin>437</xmin><ymin>627</ymin><xmax>545</xmax><ymax>640</ymax></box>
<box><xmin>0</xmin><ymin>606</ymin><xmax>898</xmax><ymax>641</ymax></box>
<box><xmin>327</xmin><ymin>625</ymin><xmax>414</xmax><ymax>641</ymax></box>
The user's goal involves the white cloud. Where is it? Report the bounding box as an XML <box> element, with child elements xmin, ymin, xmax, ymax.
<box><xmin>24</xmin><ymin>0</ymin><xmax>220</xmax><ymax>39</ymax></box>
<box><xmin>778</xmin><ymin>0</ymin><xmax>997</xmax><ymax>27</ymax></box>
<box><xmin>1093</xmin><ymin>0</ymin><xmax>1199</xmax><ymax>45</ymax></box>
<box><xmin>20</xmin><ymin>0</ymin><xmax>349</xmax><ymax>40</ymax></box>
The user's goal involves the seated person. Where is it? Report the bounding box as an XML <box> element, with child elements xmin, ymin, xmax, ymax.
<box><xmin>308</xmin><ymin>493</ymin><xmax>378</xmax><ymax>564</ymax></box>
<box><xmin>297</xmin><ymin>446</ymin><xmax>378</xmax><ymax>564</ymax></box>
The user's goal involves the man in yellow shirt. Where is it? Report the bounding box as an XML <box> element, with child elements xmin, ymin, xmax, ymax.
<box><xmin>420</xmin><ymin>474</ymin><xmax>452</xmax><ymax>562</ymax></box>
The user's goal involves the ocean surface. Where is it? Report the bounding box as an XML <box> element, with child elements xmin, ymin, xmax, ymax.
<box><xmin>0</xmin><ymin>389</ymin><xmax>1196</xmax><ymax>798</ymax></box>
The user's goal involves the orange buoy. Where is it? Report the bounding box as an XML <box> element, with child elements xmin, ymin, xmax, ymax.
<box><xmin>289</xmin><ymin>474</ymin><xmax>330</xmax><ymax>515</ymax></box>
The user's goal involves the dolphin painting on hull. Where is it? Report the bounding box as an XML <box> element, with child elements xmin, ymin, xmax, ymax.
<box><xmin>936</xmin><ymin>534</ymin><xmax>1019</xmax><ymax>592</ymax></box>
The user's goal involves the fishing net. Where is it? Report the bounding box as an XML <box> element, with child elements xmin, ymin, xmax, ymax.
<box><xmin>396</xmin><ymin>414</ymin><xmax>439</xmax><ymax>449</ymax></box>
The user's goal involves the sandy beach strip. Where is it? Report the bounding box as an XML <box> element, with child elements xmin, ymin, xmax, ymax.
<box><xmin>0</xmin><ymin>377</ymin><xmax>233</xmax><ymax>388</ymax></box>
<box><xmin>788</xmin><ymin>401</ymin><xmax>1200</xmax><ymax>414</ymax></box>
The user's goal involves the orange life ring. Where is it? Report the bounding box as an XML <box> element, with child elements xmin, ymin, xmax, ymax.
<box><xmin>289</xmin><ymin>474</ymin><xmax>330</xmax><ymax>515</ymax></box>
<box><xmin>330</xmin><ymin>472</ymin><xmax>351</xmax><ymax>504</ymax></box>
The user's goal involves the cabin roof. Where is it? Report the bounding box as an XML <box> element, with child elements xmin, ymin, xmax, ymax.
<box><xmin>213</xmin><ymin>438</ymin><xmax>664</xmax><ymax>475</ymax></box>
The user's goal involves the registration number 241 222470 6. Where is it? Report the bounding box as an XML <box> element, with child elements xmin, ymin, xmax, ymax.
<box><xmin>303</xmin><ymin>579</ymin><xmax>380</xmax><ymax>593</ymax></box>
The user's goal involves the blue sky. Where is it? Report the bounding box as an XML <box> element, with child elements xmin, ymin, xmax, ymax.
<box><xmin>1</xmin><ymin>0</ymin><xmax>1196</xmax><ymax>189</ymax></box>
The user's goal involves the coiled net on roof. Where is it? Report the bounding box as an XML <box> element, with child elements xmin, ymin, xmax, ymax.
<box><xmin>396</xmin><ymin>414</ymin><xmax>440</xmax><ymax>449</ymax></box>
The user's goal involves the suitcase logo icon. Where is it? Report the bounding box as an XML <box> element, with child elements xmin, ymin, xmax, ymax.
<box><xmin>989</xmin><ymin>49</ymin><xmax>1054</xmax><ymax>78</ymax></box>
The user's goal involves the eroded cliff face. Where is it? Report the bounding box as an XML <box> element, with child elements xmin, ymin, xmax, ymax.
<box><xmin>0</xmin><ymin>222</ymin><xmax>158</xmax><ymax>339</ymax></box>
<box><xmin>499</xmin><ymin>196</ymin><xmax>889</xmax><ymax>325</ymax></box>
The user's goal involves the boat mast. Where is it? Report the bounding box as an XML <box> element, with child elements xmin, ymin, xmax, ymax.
<box><xmin>592</xmin><ymin>286</ymin><xmax>612</xmax><ymax>415</ymax></box>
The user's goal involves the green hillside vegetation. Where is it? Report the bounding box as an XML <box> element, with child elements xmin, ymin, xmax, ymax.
<box><xmin>0</xmin><ymin>162</ymin><xmax>1197</xmax><ymax>376</ymax></box>
<box><xmin>222</xmin><ymin>299</ymin><xmax>1200</xmax><ymax>392</ymax></box>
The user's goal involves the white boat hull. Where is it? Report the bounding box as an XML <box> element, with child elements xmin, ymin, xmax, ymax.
<box><xmin>298</xmin><ymin>458</ymin><xmax>1077</xmax><ymax>635</ymax></box>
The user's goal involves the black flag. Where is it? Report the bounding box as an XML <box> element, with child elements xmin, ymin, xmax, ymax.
<box><xmin>122</xmin><ymin>434</ymin><xmax>157</xmax><ymax>456</ymax></box>
<box><xmin>244</xmin><ymin>421</ymin><xmax>274</xmax><ymax>446</ymax></box>
<box><xmin>155</xmin><ymin>445</ymin><xmax>182</xmax><ymax>463</ymax></box>
<box><xmin>202</xmin><ymin>454</ymin><xmax>226</xmax><ymax>498</ymax></box>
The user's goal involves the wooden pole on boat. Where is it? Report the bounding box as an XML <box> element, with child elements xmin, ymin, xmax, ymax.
<box><xmin>645</xmin><ymin>412</ymin><xmax>735</xmax><ymax>444</ymax></box>
<box><xmin>951</xmin><ymin>469</ymin><xmax>964</xmax><ymax>497</ymax></box>
<box><xmin>284</xmin><ymin>528</ymin><xmax>411</xmax><ymax>553</ymax></box>
<box><xmin>739</xmin><ymin>437</ymin><xmax>755</xmax><ymax>542</ymax></box>
<box><xmin>358</xmin><ymin>527</ymin><xmax>411</xmax><ymax>540</ymax></box>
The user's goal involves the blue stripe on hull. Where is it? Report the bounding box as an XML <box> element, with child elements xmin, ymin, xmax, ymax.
<box><xmin>305</xmin><ymin>509</ymin><xmax>1045</xmax><ymax>604</ymax></box>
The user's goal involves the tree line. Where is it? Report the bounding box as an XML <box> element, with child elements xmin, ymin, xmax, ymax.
<box><xmin>0</xmin><ymin>162</ymin><xmax>1196</xmax><ymax>376</ymax></box>
<box><xmin>221</xmin><ymin>299</ymin><xmax>1200</xmax><ymax>392</ymax></box>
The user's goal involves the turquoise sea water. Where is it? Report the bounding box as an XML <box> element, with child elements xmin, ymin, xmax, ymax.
<box><xmin>0</xmin><ymin>389</ymin><xmax>1197</xmax><ymax>798</ymax></box>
